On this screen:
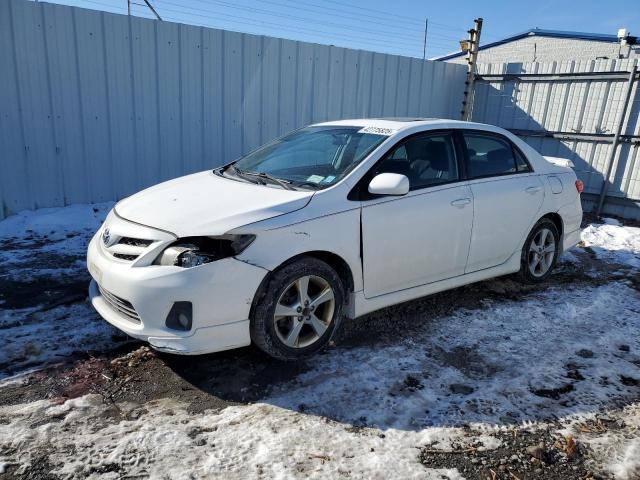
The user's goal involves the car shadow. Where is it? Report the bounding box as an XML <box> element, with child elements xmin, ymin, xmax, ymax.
<box><xmin>159</xmin><ymin>346</ymin><xmax>310</xmax><ymax>404</ymax></box>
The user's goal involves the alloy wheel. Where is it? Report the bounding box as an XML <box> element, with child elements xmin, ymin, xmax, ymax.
<box><xmin>528</xmin><ymin>227</ymin><xmax>556</xmax><ymax>277</ymax></box>
<box><xmin>273</xmin><ymin>275</ymin><xmax>336</xmax><ymax>348</ymax></box>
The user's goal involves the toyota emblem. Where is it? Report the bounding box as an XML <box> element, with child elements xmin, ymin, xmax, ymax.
<box><xmin>102</xmin><ymin>228</ymin><xmax>111</xmax><ymax>246</ymax></box>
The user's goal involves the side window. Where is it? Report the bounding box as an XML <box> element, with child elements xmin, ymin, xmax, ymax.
<box><xmin>463</xmin><ymin>133</ymin><xmax>518</xmax><ymax>178</ymax></box>
<box><xmin>514</xmin><ymin>148</ymin><xmax>531</xmax><ymax>172</ymax></box>
<box><xmin>373</xmin><ymin>133</ymin><xmax>459</xmax><ymax>189</ymax></box>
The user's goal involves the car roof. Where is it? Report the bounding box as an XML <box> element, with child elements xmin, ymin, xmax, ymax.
<box><xmin>312</xmin><ymin>118</ymin><xmax>494</xmax><ymax>133</ymax></box>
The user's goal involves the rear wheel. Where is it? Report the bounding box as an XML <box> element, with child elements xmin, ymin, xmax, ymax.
<box><xmin>519</xmin><ymin>218</ymin><xmax>559</xmax><ymax>283</ymax></box>
<box><xmin>250</xmin><ymin>257</ymin><xmax>344</xmax><ymax>360</ymax></box>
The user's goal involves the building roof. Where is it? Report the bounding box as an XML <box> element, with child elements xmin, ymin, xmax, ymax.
<box><xmin>433</xmin><ymin>28</ymin><xmax>637</xmax><ymax>61</ymax></box>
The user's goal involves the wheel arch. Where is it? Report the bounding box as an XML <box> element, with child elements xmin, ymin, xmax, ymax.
<box><xmin>538</xmin><ymin>211</ymin><xmax>564</xmax><ymax>247</ymax></box>
<box><xmin>248</xmin><ymin>250</ymin><xmax>355</xmax><ymax>320</ymax></box>
<box><xmin>276</xmin><ymin>250</ymin><xmax>354</xmax><ymax>294</ymax></box>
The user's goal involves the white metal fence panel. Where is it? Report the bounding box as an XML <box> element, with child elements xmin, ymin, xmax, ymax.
<box><xmin>0</xmin><ymin>0</ymin><xmax>466</xmax><ymax>219</ymax></box>
<box><xmin>471</xmin><ymin>59</ymin><xmax>640</xmax><ymax>218</ymax></box>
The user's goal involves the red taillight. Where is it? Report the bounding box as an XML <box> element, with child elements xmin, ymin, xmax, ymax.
<box><xmin>575</xmin><ymin>179</ymin><xmax>584</xmax><ymax>194</ymax></box>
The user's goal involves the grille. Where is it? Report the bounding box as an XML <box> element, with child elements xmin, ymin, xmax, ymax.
<box><xmin>118</xmin><ymin>237</ymin><xmax>153</xmax><ymax>248</ymax></box>
<box><xmin>113</xmin><ymin>253</ymin><xmax>138</xmax><ymax>261</ymax></box>
<box><xmin>98</xmin><ymin>285</ymin><xmax>141</xmax><ymax>324</ymax></box>
<box><xmin>104</xmin><ymin>235</ymin><xmax>154</xmax><ymax>262</ymax></box>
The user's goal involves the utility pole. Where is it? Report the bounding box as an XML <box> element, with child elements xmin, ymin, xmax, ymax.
<box><xmin>127</xmin><ymin>0</ymin><xmax>131</xmax><ymax>16</ymax></box>
<box><xmin>461</xmin><ymin>18</ymin><xmax>483</xmax><ymax>121</ymax></box>
<box><xmin>422</xmin><ymin>19</ymin><xmax>429</xmax><ymax>60</ymax></box>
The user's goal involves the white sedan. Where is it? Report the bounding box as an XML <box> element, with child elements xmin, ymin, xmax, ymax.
<box><xmin>87</xmin><ymin>118</ymin><xmax>583</xmax><ymax>359</ymax></box>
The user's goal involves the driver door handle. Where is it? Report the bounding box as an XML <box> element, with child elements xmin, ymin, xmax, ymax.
<box><xmin>451</xmin><ymin>198</ymin><xmax>472</xmax><ymax>208</ymax></box>
<box><xmin>526</xmin><ymin>186</ymin><xmax>542</xmax><ymax>194</ymax></box>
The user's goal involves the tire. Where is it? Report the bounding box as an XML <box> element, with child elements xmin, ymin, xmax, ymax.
<box><xmin>250</xmin><ymin>256</ymin><xmax>345</xmax><ymax>360</ymax></box>
<box><xmin>518</xmin><ymin>218</ymin><xmax>560</xmax><ymax>284</ymax></box>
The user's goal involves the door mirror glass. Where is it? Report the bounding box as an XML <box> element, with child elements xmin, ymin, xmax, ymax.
<box><xmin>368</xmin><ymin>173</ymin><xmax>410</xmax><ymax>196</ymax></box>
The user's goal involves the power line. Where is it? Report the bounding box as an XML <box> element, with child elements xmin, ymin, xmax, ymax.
<box><xmin>36</xmin><ymin>0</ymin><xmax>459</xmax><ymax>57</ymax></box>
<box><xmin>192</xmin><ymin>0</ymin><xmax>424</xmax><ymax>33</ymax></box>
<box><xmin>166</xmin><ymin>0</ymin><xmax>464</xmax><ymax>52</ymax></box>
<box><xmin>250</xmin><ymin>0</ymin><xmax>468</xmax><ymax>38</ymax></box>
<box><xmin>283</xmin><ymin>0</ymin><xmax>425</xmax><ymax>28</ymax></box>
<box><xmin>294</xmin><ymin>0</ymin><xmax>471</xmax><ymax>36</ymax></box>
<box><xmin>153</xmin><ymin>0</ymin><xmax>458</xmax><ymax>50</ymax></box>
<box><xmin>295</xmin><ymin>0</ymin><xmax>500</xmax><ymax>42</ymax></box>
<box><xmin>153</xmin><ymin>2</ymin><xmax>422</xmax><ymax>49</ymax></box>
<box><xmin>317</xmin><ymin>0</ymin><xmax>464</xmax><ymax>31</ymax></box>
<box><xmin>156</xmin><ymin>0</ymin><xmax>431</xmax><ymax>43</ymax></box>
<box><xmin>137</xmin><ymin>2</ymin><xmax>439</xmax><ymax>54</ymax></box>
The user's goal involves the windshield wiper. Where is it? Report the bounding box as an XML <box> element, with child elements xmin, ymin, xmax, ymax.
<box><xmin>238</xmin><ymin>170</ymin><xmax>296</xmax><ymax>190</ymax></box>
<box><xmin>225</xmin><ymin>164</ymin><xmax>262</xmax><ymax>185</ymax></box>
<box><xmin>291</xmin><ymin>181</ymin><xmax>321</xmax><ymax>190</ymax></box>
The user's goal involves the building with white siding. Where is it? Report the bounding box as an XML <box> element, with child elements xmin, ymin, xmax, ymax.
<box><xmin>434</xmin><ymin>29</ymin><xmax>639</xmax><ymax>64</ymax></box>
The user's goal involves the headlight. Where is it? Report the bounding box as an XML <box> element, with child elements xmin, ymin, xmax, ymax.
<box><xmin>154</xmin><ymin>235</ymin><xmax>255</xmax><ymax>268</ymax></box>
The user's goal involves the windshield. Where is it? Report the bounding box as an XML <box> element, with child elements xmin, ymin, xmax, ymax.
<box><xmin>227</xmin><ymin>126</ymin><xmax>386</xmax><ymax>189</ymax></box>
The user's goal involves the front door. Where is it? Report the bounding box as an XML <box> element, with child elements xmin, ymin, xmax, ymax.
<box><xmin>360</xmin><ymin>132</ymin><xmax>474</xmax><ymax>298</ymax></box>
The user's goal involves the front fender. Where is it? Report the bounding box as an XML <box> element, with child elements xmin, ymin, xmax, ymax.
<box><xmin>234</xmin><ymin>208</ymin><xmax>363</xmax><ymax>293</ymax></box>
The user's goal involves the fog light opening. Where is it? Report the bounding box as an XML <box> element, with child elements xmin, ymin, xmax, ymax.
<box><xmin>165</xmin><ymin>302</ymin><xmax>193</xmax><ymax>331</ymax></box>
<box><xmin>178</xmin><ymin>312</ymin><xmax>190</xmax><ymax>329</ymax></box>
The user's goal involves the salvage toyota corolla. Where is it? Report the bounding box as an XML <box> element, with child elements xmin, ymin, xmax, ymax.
<box><xmin>87</xmin><ymin>118</ymin><xmax>583</xmax><ymax>359</ymax></box>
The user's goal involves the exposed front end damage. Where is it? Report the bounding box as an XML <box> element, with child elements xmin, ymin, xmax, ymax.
<box><xmin>87</xmin><ymin>214</ymin><xmax>269</xmax><ymax>355</ymax></box>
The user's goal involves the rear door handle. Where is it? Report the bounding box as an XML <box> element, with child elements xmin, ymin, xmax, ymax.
<box><xmin>526</xmin><ymin>186</ymin><xmax>542</xmax><ymax>194</ymax></box>
<box><xmin>451</xmin><ymin>198</ymin><xmax>472</xmax><ymax>208</ymax></box>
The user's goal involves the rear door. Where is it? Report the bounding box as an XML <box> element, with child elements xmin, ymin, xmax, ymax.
<box><xmin>360</xmin><ymin>131</ymin><xmax>474</xmax><ymax>298</ymax></box>
<box><xmin>461</xmin><ymin>131</ymin><xmax>544</xmax><ymax>273</ymax></box>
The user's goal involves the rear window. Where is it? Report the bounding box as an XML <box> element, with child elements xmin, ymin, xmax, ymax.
<box><xmin>464</xmin><ymin>134</ymin><xmax>517</xmax><ymax>178</ymax></box>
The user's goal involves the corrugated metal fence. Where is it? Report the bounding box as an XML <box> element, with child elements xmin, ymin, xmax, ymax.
<box><xmin>471</xmin><ymin>59</ymin><xmax>640</xmax><ymax>219</ymax></box>
<box><xmin>0</xmin><ymin>0</ymin><xmax>466</xmax><ymax>219</ymax></box>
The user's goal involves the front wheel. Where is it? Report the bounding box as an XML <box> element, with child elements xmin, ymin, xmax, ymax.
<box><xmin>519</xmin><ymin>218</ymin><xmax>560</xmax><ymax>283</ymax></box>
<box><xmin>250</xmin><ymin>257</ymin><xmax>344</xmax><ymax>360</ymax></box>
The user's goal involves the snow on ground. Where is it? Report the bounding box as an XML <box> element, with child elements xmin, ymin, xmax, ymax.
<box><xmin>0</xmin><ymin>202</ymin><xmax>110</xmax><ymax>275</ymax></box>
<box><xmin>0</xmin><ymin>205</ymin><xmax>639</xmax><ymax>478</ymax></box>
<box><xmin>0</xmin><ymin>303</ymin><xmax>119</xmax><ymax>378</ymax></box>
<box><xmin>0</xmin><ymin>203</ymin><xmax>113</xmax><ymax>242</ymax></box>
<box><xmin>265</xmin><ymin>282</ymin><xmax>640</xmax><ymax>429</ymax></box>
<box><xmin>0</xmin><ymin>394</ymin><xmax>485</xmax><ymax>479</ymax></box>
<box><xmin>0</xmin><ymin>202</ymin><xmax>112</xmax><ymax>281</ymax></box>
<box><xmin>0</xmin><ymin>203</ymin><xmax>123</xmax><ymax>378</ymax></box>
<box><xmin>560</xmin><ymin>403</ymin><xmax>640</xmax><ymax>480</ymax></box>
<box><xmin>581</xmin><ymin>218</ymin><xmax>640</xmax><ymax>268</ymax></box>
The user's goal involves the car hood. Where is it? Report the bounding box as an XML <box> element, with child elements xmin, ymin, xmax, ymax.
<box><xmin>115</xmin><ymin>171</ymin><xmax>313</xmax><ymax>237</ymax></box>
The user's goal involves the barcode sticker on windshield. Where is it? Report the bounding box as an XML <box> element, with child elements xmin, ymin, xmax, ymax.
<box><xmin>358</xmin><ymin>126</ymin><xmax>395</xmax><ymax>136</ymax></box>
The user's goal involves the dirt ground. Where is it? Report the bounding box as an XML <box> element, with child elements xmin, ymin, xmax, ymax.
<box><xmin>0</xmin><ymin>208</ymin><xmax>639</xmax><ymax>479</ymax></box>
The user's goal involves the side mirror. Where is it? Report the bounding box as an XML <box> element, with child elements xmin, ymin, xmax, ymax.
<box><xmin>368</xmin><ymin>173</ymin><xmax>410</xmax><ymax>196</ymax></box>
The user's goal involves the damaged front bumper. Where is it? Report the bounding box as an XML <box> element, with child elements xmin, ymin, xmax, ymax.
<box><xmin>87</xmin><ymin>230</ymin><xmax>269</xmax><ymax>355</ymax></box>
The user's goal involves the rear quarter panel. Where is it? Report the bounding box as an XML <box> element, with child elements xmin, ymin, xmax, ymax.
<box><xmin>539</xmin><ymin>168</ymin><xmax>583</xmax><ymax>251</ymax></box>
